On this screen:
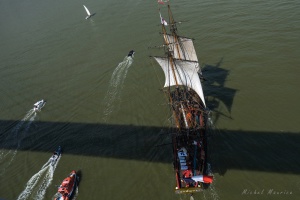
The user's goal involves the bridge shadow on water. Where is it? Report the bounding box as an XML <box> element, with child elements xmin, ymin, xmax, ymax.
<box><xmin>1</xmin><ymin>59</ymin><xmax>299</xmax><ymax>177</ymax></box>
<box><xmin>0</xmin><ymin>120</ymin><xmax>300</xmax><ymax>176</ymax></box>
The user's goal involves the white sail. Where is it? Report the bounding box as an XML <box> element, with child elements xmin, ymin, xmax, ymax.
<box><xmin>154</xmin><ymin>57</ymin><xmax>206</xmax><ymax>107</ymax></box>
<box><xmin>83</xmin><ymin>5</ymin><xmax>91</xmax><ymax>16</ymax></box>
<box><xmin>164</xmin><ymin>35</ymin><xmax>198</xmax><ymax>62</ymax></box>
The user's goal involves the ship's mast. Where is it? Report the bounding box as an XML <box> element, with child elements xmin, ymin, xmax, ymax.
<box><xmin>165</xmin><ymin>5</ymin><xmax>192</xmax><ymax>131</ymax></box>
<box><xmin>161</xmin><ymin>19</ymin><xmax>182</xmax><ymax>130</ymax></box>
<box><xmin>167</xmin><ymin>4</ymin><xmax>182</xmax><ymax>60</ymax></box>
<box><xmin>161</xmin><ymin>21</ymin><xmax>179</xmax><ymax>87</ymax></box>
<box><xmin>162</xmin><ymin>5</ymin><xmax>191</xmax><ymax>132</ymax></box>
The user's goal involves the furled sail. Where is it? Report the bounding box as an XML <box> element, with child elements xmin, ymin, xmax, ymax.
<box><xmin>153</xmin><ymin>56</ymin><xmax>206</xmax><ymax>107</ymax></box>
<box><xmin>164</xmin><ymin>35</ymin><xmax>199</xmax><ymax>62</ymax></box>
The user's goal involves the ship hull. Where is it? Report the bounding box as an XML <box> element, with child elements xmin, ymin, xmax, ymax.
<box><xmin>170</xmin><ymin>88</ymin><xmax>211</xmax><ymax>193</ymax></box>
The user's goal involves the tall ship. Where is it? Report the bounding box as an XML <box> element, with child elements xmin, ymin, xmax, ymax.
<box><xmin>152</xmin><ymin>1</ymin><xmax>213</xmax><ymax>194</ymax></box>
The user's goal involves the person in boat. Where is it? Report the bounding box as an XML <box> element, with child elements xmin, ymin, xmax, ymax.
<box><xmin>33</xmin><ymin>100</ymin><xmax>44</xmax><ymax>111</ymax></box>
<box><xmin>127</xmin><ymin>50</ymin><xmax>135</xmax><ymax>57</ymax></box>
<box><xmin>183</xmin><ymin>169</ymin><xmax>193</xmax><ymax>178</ymax></box>
<box><xmin>51</xmin><ymin>152</ymin><xmax>58</xmax><ymax>162</ymax></box>
<box><xmin>182</xmin><ymin>177</ymin><xmax>196</xmax><ymax>188</ymax></box>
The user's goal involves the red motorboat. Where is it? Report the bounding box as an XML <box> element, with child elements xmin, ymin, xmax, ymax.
<box><xmin>54</xmin><ymin>170</ymin><xmax>78</xmax><ymax>200</ymax></box>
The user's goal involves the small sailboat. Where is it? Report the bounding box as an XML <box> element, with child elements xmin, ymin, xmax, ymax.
<box><xmin>54</xmin><ymin>170</ymin><xmax>79</xmax><ymax>200</ymax></box>
<box><xmin>83</xmin><ymin>5</ymin><xmax>92</xmax><ymax>19</ymax></box>
<box><xmin>33</xmin><ymin>99</ymin><xmax>46</xmax><ymax>112</ymax></box>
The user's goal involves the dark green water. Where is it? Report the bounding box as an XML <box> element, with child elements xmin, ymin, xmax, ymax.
<box><xmin>1</xmin><ymin>0</ymin><xmax>300</xmax><ymax>199</ymax></box>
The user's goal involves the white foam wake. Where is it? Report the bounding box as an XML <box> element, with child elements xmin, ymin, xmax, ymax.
<box><xmin>11</xmin><ymin>109</ymin><xmax>36</xmax><ymax>138</ymax></box>
<box><xmin>0</xmin><ymin>110</ymin><xmax>37</xmax><ymax>176</ymax></box>
<box><xmin>203</xmin><ymin>117</ymin><xmax>220</xmax><ymax>200</ymax></box>
<box><xmin>17</xmin><ymin>156</ymin><xmax>61</xmax><ymax>200</ymax></box>
<box><xmin>102</xmin><ymin>56</ymin><xmax>133</xmax><ymax>122</ymax></box>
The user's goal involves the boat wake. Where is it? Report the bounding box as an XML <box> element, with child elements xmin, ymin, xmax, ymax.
<box><xmin>17</xmin><ymin>156</ymin><xmax>61</xmax><ymax>200</ymax></box>
<box><xmin>102</xmin><ymin>56</ymin><xmax>133</xmax><ymax>122</ymax></box>
<box><xmin>0</xmin><ymin>109</ymin><xmax>37</xmax><ymax>176</ymax></box>
<box><xmin>205</xmin><ymin>180</ymin><xmax>220</xmax><ymax>200</ymax></box>
<box><xmin>11</xmin><ymin>109</ymin><xmax>36</xmax><ymax>136</ymax></box>
<box><xmin>202</xmin><ymin>163</ymin><xmax>219</xmax><ymax>200</ymax></box>
<box><xmin>202</xmin><ymin>117</ymin><xmax>220</xmax><ymax>200</ymax></box>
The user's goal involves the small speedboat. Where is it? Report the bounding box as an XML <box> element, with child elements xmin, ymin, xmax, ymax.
<box><xmin>51</xmin><ymin>146</ymin><xmax>62</xmax><ymax>166</ymax></box>
<box><xmin>33</xmin><ymin>99</ymin><xmax>46</xmax><ymax>111</ymax></box>
<box><xmin>127</xmin><ymin>50</ymin><xmax>135</xmax><ymax>57</ymax></box>
<box><xmin>54</xmin><ymin>170</ymin><xmax>78</xmax><ymax>200</ymax></box>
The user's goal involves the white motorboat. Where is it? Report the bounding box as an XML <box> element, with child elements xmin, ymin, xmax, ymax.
<box><xmin>33</xmin><ymin>99</ymin><xmax>46</xmax><ymax>111</ymax></box>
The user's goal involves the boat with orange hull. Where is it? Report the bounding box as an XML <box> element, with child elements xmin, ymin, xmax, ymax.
<box><xmin>54</xmin><ymin>170</ymin><xmax>78</xmax><ymax>200</ymax></box>
<box><xmin>152</xmin><ymin>1</ymin><xmax>213</xmax><ymax>194</ymax></box>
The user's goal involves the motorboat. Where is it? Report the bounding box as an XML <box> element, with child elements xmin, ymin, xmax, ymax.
<box><xmin>33</xmin><ymin>99</ymin><xmax>46</xmax><ymax>111</ymax></box>
<box><xmin>54</xmin><ymin>170</ymin><xmax>78</xmax><ymax>200</ymax></box>
<box><xmin>51</xmin><ymin>146</ymin><xmax>62</xmax><ymax>166</ymax></box>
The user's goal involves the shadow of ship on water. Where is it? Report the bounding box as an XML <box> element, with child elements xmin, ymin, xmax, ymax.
<box><xmin>202</xmin><ymin>57</ymin><xmax>237</xmax><ymax>124</ymax></box>
<box><xmin>202</xmin><ymin>58</ymin><xmax>300</xmax><ymax>176</ymax></box>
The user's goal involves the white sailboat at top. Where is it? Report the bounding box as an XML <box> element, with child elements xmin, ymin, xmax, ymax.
<box><xmin>83</xmin><ymin>5</ymin><xmax>93</xmax><ymax>19</ymax></box>
<box><xmin>152</xmin><ymin>1</ymin><xmax>213</xmax><ymax>194</ymax></box>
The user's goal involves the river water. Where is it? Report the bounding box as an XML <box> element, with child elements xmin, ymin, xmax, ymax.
<box><xmin>0</xmin><ymin>0</ymin><xmax>300</xmax><ymax>199</ymax></box>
